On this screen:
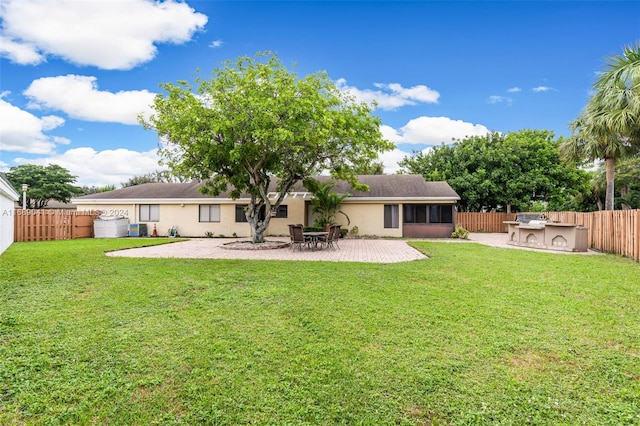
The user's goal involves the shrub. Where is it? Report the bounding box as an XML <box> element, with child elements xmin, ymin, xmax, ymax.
<box><xmin>451</xmin><ymin>226</ymin><xmax>469</xmax><ymax>239</ymax></box>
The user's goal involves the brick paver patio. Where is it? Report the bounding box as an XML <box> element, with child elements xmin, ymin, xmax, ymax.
<box><xmin>106</xmin><ymin>237</ymin><xmax>428</xmax><ymax>263</ymax></box>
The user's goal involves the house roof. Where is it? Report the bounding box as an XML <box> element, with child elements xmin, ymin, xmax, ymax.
<box><xmin>0</xmin><ymin>173</ymin><xmax>20</xmax><ymax>201</ymax></box>
<box><xmin>300</xmin><ymin>175</ymin><xmax>459</xmax><ymax>199</ymax></box>
<box><xmin>76</xmin><ymin>181</ymin><xmax>211</xmax><ymax>200</ymax></box>
<box><xmin>73</xmin><ymin>175</ymin><xmax>459</xmax><ymax>203</ymax></box>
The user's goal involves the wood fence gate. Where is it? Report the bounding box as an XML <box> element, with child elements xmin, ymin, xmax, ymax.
<box><xmin>456</xmin><ymin>212</ymin><xmax>516</xmax><ymax>233</ymax></box>
<box><xmin>14</xmin><ymin>210</ymin><xmax>99</xmax><ymax>242</ymax></box>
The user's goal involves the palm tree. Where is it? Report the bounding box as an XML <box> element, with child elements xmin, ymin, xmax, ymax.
<box><xmin>307</xmin><ymin>180</ymin><xmax>351</xmax><ymax>229</ymax></box>
<box><xmin>560</xmin><ymin>113</ymin><xmax>631</xmax><ymax>210</ymax></box>
<box><xmin>593</xmin><ymin>42</ymin><xmax>640</xmax><ymax>137</ymax></box>
<box><xmin>560</xmin><ymin>43</ymin><xmax>640</xmax><ymax>210</ymax></box>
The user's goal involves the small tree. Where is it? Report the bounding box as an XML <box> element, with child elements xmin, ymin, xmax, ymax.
<box><xmin>141</xmin><ymin>52</ymin><xmax>393</xmax><ymax>243</ymax></box>
<box><xmin>305</xmin><ymin>179</ymin><xmax>351</xmax><ymax>229</ymax></box>
<box><xmin>6</xmin><ymin>164</ymin><xmax>82</xmax><ymax>209</ymax></box>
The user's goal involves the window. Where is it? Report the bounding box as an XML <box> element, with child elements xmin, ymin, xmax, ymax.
<box><xmin>139</xmin><ymin>204</ymin><xmax>159</xmax><ymax>222</ymax></box>
<box><xmin>384</xmin><ymin>204</ymin><xmax>399</xmax><ymax>228</ymax></box>
<box><xmin>403</xmin><ymin>204</ymin><xmax>427</xmax><ymax>224</ymax></box>
<box><xmin>429</xmin><ymin>205</ymin><xmax>453</xmax><ymax>223</ymax></box>
<box><xmin>235</xmin><ymin>205</ymin><xmax>248</xmax><ymax>222</ymax></box>
<box><xmin>199</xmin><ymin>205</ymin><xmax>220</xmax><ymax>222</ymax></box>
<box><xmin>274</xmin><ymin>205</ymin><xmax>288</xmax><ymax>219</ymax></box>
<box><xmin>235</xmin><ymin>204</ymin><xmax>281</xmax><ymax>222</ymax></box>
<box><xmin>403</xmin><ymin>204</ymin><xmax>453</xmax><ymax>224</ymax></box>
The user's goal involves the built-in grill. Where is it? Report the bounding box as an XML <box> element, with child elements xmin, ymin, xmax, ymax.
<box><xmin>515</xmin><ymin>213</ymin><xmax>547</xmax><ymax>224</ymax></box>
<box><xmin>505</xmin><ymin>214</ymin><xmax>587</xmax><ymax>252</ymax></box>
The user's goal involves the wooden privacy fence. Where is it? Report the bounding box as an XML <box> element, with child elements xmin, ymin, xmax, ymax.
<box><xmin>456</xmin><ymin>212</ymin><xmax>516</xmax><ymax>233</ymax></box>
<box><xmin>543</xmin><ymin>210</ymin><xmax>640</xmax><ymax>262</ymax></box>
<box><xmin>457</xmin><ymin>210</ymin><xmax>640</xmax><ymax>262</ymax></box>
<box><xmin>14</xmin><ymin>209</ymin><xmax>99</xmax><ymax>242</ymax></box>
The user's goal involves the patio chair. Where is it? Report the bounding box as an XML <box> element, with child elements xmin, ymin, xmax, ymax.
<box><xmin>288</xmin><ymin>224</ymin><xmax>297</xmax><ymax>247</ymax></box>
<box><xmin>326</xmin><ymin>225</ymin><xmax>341</xmax><ymax>250</ymax></box>
<box><xmin>317</xmin><ymin>225</ymin><xmax>334</xmax><ymax>250</ymax></box>
<box><xmin>290</xmin><ymin>225</ymin><xmax>309</xmax><ymax>251</ymax></box>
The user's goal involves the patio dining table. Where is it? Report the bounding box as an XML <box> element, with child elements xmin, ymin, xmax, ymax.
<box><xmin>303</xmin><ymin>231</ymin><xmax>329</xmax><ymax>251</ymax></box>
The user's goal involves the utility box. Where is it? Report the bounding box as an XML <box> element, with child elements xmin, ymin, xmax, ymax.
<box><xmin>94</xmin><ymin>217</ymin><xmax>129</xmax><ymax>238</ymax></box>
<box><xmin>128</xmin><ymin>223</ymin><xmax>147</xmax><ymax>237</ymax></box>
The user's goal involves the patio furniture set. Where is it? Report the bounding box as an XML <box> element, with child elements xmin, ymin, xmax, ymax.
<box><xmin>288</xmin><ymin>224</ymin><xmax>341</xmax><ymax>251</ymax></box>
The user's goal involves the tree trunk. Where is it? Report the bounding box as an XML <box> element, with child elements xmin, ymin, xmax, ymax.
<box><xmin>506</xmin><ymin>203</ymin><xmax>512</xmax><ymax>214</ymax></box>
<box><xmin>595</xmin><ymin>196</ymin><xmax>603</xmax><ymax>211</ymax></box>
<box><xmin>247</xmin><ymin>214</ymin><xmax>267</xmax><ymax>244</ymax></box>
<box><xmin>620</xmin><ymin>185</ymin><xmax>629</xmax><ymax>199</ymax></box>
<box><xmin>604</xmin><ymin>156</ymin><xmax>616</xmax><ymax>211</ymax></box>
<box><xmin>252</xmin><ymin>227</ymin><xmax>265</xmax><ymax>244</ymax></box>
<box><xmin>247</xmin><ymin>212</ymin><xmax>272</xmax><ymax>244</ymax></box>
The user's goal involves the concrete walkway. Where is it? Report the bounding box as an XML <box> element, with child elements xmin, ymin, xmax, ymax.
<box><xmin>106</xmin><ymin>233</ymin><xmax>599</xmax><ymax>263</ymax></box>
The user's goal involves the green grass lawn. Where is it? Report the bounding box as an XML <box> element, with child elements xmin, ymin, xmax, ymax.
<box><xmin>1</xmin><ymin>238</ymin><xmax>639</xmax><ymax>425</ymax></box>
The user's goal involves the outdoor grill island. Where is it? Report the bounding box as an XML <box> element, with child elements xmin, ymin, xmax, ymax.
<box><xmin>504</xmin><ymin>214</ymin><xmax>588</xmax><ymax>252</ymax></box>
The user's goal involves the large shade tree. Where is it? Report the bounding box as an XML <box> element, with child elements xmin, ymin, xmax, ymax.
<box><xmin>559</xmin><ymin>42</ymin><xmax>640</xmax><ymax>210</ymax></box>
<box><xmin>399</xmin><ymin>130</ymin><xmax>590</xmax><ymax>212</ymax></box>
<box><xmin>141</xmin><ymin>52</ymin><xmax>393</xmax><ymax>243</ymax></box>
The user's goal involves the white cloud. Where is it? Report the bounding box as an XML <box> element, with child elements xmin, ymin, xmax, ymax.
<box><xmin>532</xmin><ymin>86</ymin><xmax>555</xmax><ymax>93</ymax></box>
<box><xmin>39</xmin><ymin>115</ymin><xmax>65</xmax><ymax>131</ymax></box>
<box><xmin>209</xmin><ymin>40</ymin><xmax>223</xmax><ymax>48</ymax></box>
<box><xmin>380</xmin><ymin>116</ymin><xmax>490</xmax><ymax>145</ymax></box>
<box><xmin>507</xmin><ymin>87</ymin><xmax>522</xmax><ymax>93</ymax></box>
<box><xmin>14</xmin><ymin>147</ymin><xmax>164</xmax><ymax>187</ymax></box>
<box><xmin>0</xmin><ymin>95</ymin><xmax>68</xmax><ymax>154</ymax></box>
<box><xmin>24</xmin><ymin>75</ymin><xmax>155</xmax><ymax>124</ymax></box>
<box><xmin>0</xmin><ymin>0</ymin><xmax>207</xmax><ymax>70</ymax></box>
<box><xmin>378</xmin><ymin>148</ymin><xmax>411</xmax><ymax>174</ymax></box>
<box><xmin>336</xmin><ymin>79</ymin><xmax>439</xmax><ymax>110</ymax></box>
<box><xmin>487</xmin><ymin>95</ymin><xmax>512</xmax><ymax>105</ymax></box>
<box><xmin>0</xmin><ymin>35</ymin><xmax>43</xmax><ymax>64</ymax></box>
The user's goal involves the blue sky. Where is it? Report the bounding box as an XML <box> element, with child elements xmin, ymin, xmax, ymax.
<box><xmin>1</xmin><ymin>0</ymin><xmax>638</xmax><ymax>187</ymax></box>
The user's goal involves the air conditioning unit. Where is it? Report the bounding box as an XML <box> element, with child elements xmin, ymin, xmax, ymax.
<box><xmin>128</xmin><ymin>223</ymin><xmax>148</xmax><ymax>237</ymax></box>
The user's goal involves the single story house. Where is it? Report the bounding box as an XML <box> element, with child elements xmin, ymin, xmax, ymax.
<box><xmin>0</xmin><ymin>173</ymin><xmax>21</xmax><ymax>254</ymax></box>
<box><xmin>72</xmin><ymin>175</ymin><xmax>460</xmax><ymax>238</ymax></box>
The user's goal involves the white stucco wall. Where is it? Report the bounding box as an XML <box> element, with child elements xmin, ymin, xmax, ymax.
<box><xmin>74</xmin><ymin>200</ymin><xmax>308</xmax><ymax>238</ymax></box>
<box><xmin>0</xmin><ymin>176</ymin><xmax>20</xmax><ymax>255</ymax></box>
<box><xmin>74</xmin><ymin>197</ymin><xmax>458</xmax><ymax>239</ymax></box>
<box><xmin>339</xmin><ymin>201</ymin><xmax>403</xmax><ymax>238</ymax></box>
